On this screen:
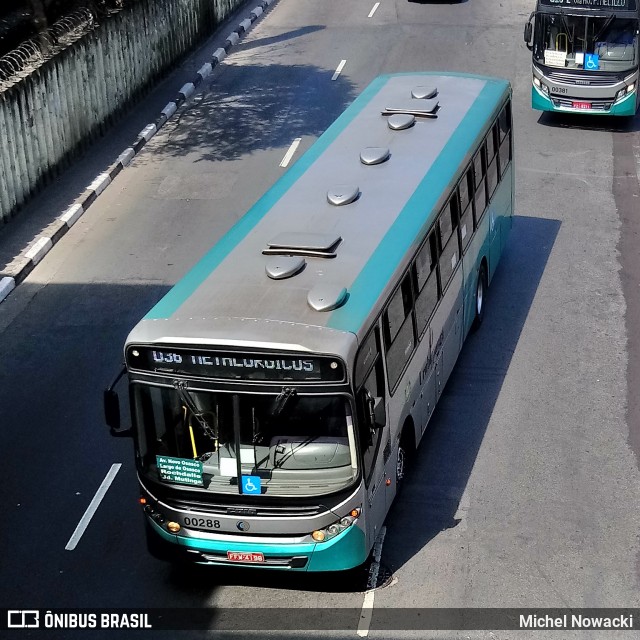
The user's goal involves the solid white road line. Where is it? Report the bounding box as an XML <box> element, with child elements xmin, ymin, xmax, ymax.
<box><xmin>357</xmin><ymin>525</ymin><xmax>387</xmax><ymax>637</ymax></box>
<box><xmin>368</xmin><ymin>3</ymin><xmax>380</xmax><ymax>18</ymax></box>
<box><xmin>280</xmin><ymin>138</ymin><xmax>302</xmax><ymax>167</ymax></box>
<box><xmin>65</xmin><ymin>463</ymin><xmax>122</xmax><ymax>551</ymax></box>
<box><xmin>332</xmin><ymin>59</ymin><xmax>347</xmax><ymax>81</ymax></box>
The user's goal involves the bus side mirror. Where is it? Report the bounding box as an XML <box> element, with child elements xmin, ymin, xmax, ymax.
<box><xmin>372</xmin><ymin>396</ymin><xmax>386</xmax><ymax>428</ymax></box>
<box><xmin>524</xmin><ymin>13</ymin><xmax>534</xmax><ymax>50</ymax></box>
<box><xmin>104</xmin><ymin>388</ymin><xmax>133</xmax><ymax>438</ymax></box>
<box><xmin>104</xmin><ymin>388</ymin><xmax>120</xmax><ymax>430</ymax></box>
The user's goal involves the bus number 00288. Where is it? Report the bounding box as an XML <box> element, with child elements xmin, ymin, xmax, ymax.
<box><xmin>184</xmin><ymin>517</ymin><xmax>221</xmax><ymax>529</ymax></box>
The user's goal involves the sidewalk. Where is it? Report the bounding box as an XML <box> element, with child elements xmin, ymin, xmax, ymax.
<box><xmin>0</xmin><ymin>0</ymin><xmax>276</xmax><ymax>302</ymax></box>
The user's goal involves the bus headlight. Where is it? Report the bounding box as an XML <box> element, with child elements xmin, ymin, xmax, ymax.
<box><xmin>312</xmin><ymin>508</ymin><xmax>361</xmax><ymax>543</ymax></box>
<box><xmin>627</xmin><ymin>83</ymin><xmax>636</xmax><ymax>94</ymax></box>
<box><xmin>166</xmin><ymin>521</ymin><xmax>181</xmax><ymax>533</ymax></box>
<box><xmin>617</xmin><ymin>88</ymin><xmax>626</xmax><ymax>100</ymax></box>
<box><xmin>533</xmin><ymin>76</ymin><xmax>541</xmax><ymax>88</ymax></box>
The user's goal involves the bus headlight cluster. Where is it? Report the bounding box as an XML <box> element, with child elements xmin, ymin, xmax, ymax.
<box><xmin>312</xmin><ymin>508</ymin><xmax>360</xmax><ymax>543</ymax></box>
<box><xmin>533</xmin><ymin>77</ymin><xmax>549</xmax><ymax>95</ymax></box>
<box><xmin>616</xmin><ymin>84</ymin><xmax>636</xmax><ymax>101</ymax></box>
<box><xmin>143</xmin><ymin>501</ymin><xmax>181</xmax><ymax>532</ymax></box>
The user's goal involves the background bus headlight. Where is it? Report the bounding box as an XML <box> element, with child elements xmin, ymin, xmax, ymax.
<box><xmin>312</xmin><ymin>508</ymin><xmax>360</xmax><ymax>542</ymax></box>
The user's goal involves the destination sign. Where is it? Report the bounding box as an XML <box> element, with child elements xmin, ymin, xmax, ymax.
<box><xmin>127</xmin><ymin>346</ymin><xmax>345</xmax><ymax>382</ymax></box>
<box><xmin>156</xmin><ymin>455</ymin><xmax>204</xmax><ymax>487</ymax></box>
<box><xmin>539</xmin><ymin>0</ymin><xmax>637</xmax><ymax>10</ymax></box>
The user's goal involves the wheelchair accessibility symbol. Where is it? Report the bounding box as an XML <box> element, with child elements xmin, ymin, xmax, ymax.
<box><xmin>241</xmin><ymin>475</ymin><xmax>261</xmax><ymax>495</ymax></box>
<box><xmin>584</xmin><ymin>54</ymin><xmax>599</xmax><ymax>70</ymax></box>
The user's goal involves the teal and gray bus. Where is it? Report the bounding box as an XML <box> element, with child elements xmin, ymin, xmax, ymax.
<box><xmin>105</xmin><ymin>73</ymin><xmax>513</xmax><ymax>571</ymax></box>
<box><xmin>524</xmin><ymin>0</ymin><xmax>640</xmax><ymax>115</ymax></box>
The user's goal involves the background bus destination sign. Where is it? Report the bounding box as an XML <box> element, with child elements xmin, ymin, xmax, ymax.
<box><xmin>539</xmin><ymin>0</ymin><xmax>637</xmax><ymax>9</ymax></box>
<box><xmin>126</xmin><ymin>347</ymin><xmax>345</xmax><ymax>382</ymax></box>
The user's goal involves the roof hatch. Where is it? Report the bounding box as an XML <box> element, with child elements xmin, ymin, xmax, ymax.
<box><xmin>265</xmin><ymin>255</ymin><xmax>306</xmax><ymax>279</ymax></box>
<box><xmin>386</xmin><ymin>113</ymin><xmax>415</xmax><ymax>130</ymax></box>
<box><xmin>411</xmin><ymin>85</ymin><xmax>438</xmax><ymax>100</ymax></box>
<box><xmin>327</xmin><ymin>184</ymin><xmax>360</xmax><ymax>206</ymax></box>
<box><xmin>307</xmin><ymin>284</ymin><xmax>348</xmax><ymax>312</ymax></box>
<box><xmin>360</xmin><ymin>147</ymin><xmax>390</xmax><ymax>165</ymax></box>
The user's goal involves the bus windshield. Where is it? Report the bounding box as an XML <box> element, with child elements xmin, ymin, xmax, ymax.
<box><xmin>133</xmin><ymin>384</ymin><xmax>358</xmax><ymax>497</ymax></box>
<box><xmin>534</xmin><ymin>14</ymin><xmax>639</xmax><ymax>71</ymax></box>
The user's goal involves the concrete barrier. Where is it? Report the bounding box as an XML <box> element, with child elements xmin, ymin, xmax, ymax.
<box><xmin>0</xmin><ymin>0</ymin><xmax>247</xmax><ymax>225</ymax></box>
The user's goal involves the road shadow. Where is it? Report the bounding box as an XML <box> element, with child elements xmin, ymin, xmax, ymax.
<box><xmin>380</xmin><ymin>214</ymin><xmax>561</xmax><ymax>573</ymax></box>
<box><xmin>537</xmin><ymin>109</ymin><xmax>640</xmax><ymax>133</ymax></box>
<box><xmin>138</xmin><ymin>62</ymin><xmax>356</xmax><ymax>164</ymax></box>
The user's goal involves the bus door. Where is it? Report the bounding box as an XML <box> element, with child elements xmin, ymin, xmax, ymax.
<box><xmin>356</xmin><ymin>358</ymin><xmax>389</xmax><ymax>544</ymax></box>
<box><xmin>417</xmin><ymin>326</ymin><xmax>437</xmax><ymax>434</ymax></box>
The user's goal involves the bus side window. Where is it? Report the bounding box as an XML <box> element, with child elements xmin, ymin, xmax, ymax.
<box><xmin>414</xmin><ymin>232</ymin><xmax>439</xmax><ymax>337</ymax></box>
<box><xmin>473</xmin><ymin>146</ymin><xmax>487</xmax><ymax>224</ymax></box>
<box><xmin>486</xmin><ymin>124</ymin><xmax>499</xmax><ymax>199</ymax></box>
<box><xmin>458</xmin><ymin>168</ymin><xmax>474</xmax><ymax>253</ymax></box>
<box><xmin>438</xmin><ymin>199</ymin><xmax>460</xmax><ymax>292</ymax></box>
<box><xmin>438</xmin><ymin>194</ymin><xmax>459</xmax><ymax>249</ymax></box>
<box><xmin>383</xmin><ymin>272</ymin><xmax>416</xmax><ymax>392</ymax></box>
<box><xmin>498</xmin><ymin>102</ymin><xmax>512</xmax><ymax>178</ymax></box>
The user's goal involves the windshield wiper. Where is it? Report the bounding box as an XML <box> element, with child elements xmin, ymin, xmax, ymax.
<box><xmin>593</xmin><ymin>15</ymin><xmax>615</xmax><ymax>44</ymax></box>
<box><xmin>559</xmin><ymin>11</ymin><xmax>574</xmax><ymax>45</ymax></box>
<box><xmin>172</xmin><ymin>380</ymin><xmax>218</xmax><ymax>442</ymax></box>
<box><xmin>272</xmin><ymin>386</ymin><xmax>297</xmax><ymax>416</ymax></box>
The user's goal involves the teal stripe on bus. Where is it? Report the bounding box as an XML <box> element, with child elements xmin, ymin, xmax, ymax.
<box><xmin>144</xmin><ymin>76</ymin><xmax>389</xmax><ymax>320</ymax></box>
<box><xmin>327</xmin><ymin>78</ymin><xmax>509</xmax><ymax>333</ymax></box>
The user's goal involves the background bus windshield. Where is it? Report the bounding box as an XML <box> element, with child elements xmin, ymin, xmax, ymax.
<box><xmin>534</xmin><ymin>15</ymin><xmax>639</xmax><ymax>70</ymax></box>
<box><xmin>133</xmin><ymin>385</ymin><xmax>357</xmax><ymax>497</ymax></box>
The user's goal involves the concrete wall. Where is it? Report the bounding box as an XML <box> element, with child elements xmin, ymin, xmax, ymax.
<box><xmin>0</xmin><ymin>0</ymin><xmax>246</xmax><ymax>225</ymax></box>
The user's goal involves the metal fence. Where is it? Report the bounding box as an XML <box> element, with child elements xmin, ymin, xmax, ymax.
<box><xmin>0</xmin><ymin>0</ymin><xmax>245</xmax><ymax>224</ymax></box>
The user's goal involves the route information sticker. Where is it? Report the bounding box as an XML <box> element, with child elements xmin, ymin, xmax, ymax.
<box><xmin>156</xmin><ymin>456</ymin><xmax>203</xmax><ymax>486</ymax></box>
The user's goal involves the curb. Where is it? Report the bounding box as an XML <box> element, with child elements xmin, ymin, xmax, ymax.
<box><xmin>0</xmin><ymin>0</ymin><xmax>276</xmax><ymax>304</ymax></box>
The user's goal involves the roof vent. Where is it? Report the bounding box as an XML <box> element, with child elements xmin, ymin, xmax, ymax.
<box><xmin>360</xmin><ymin>147</ymin><xmax>390</xmax><ymax>165</ymax></box>
<box><xmin>383</xmin><ymin>100</ymin><xmax>439</xmax><ymax>121</ymax></box>
<box><xmin>327</xmin><ymin>184</ymin><xmax>360</xmax><ymax>206</ymax></box>
<box><xmin>263</xmin><ymin>232</ymin><xmax>342</xmax><ymax>258</ymax></box>
<box><xmin>265</xmin><ymin>255</ymin><xmax>306</xmax><ymax>279</ymax></box>
<box><xmin>307</xmin><ymin>284</ymin><xmax>348</xmax><ymax>312</ymax></box>
<box><xmin>411</xmin><ymin>86</ymin><xmax>438</xmax><ymax>100</ymax></box>
<box><xmin>387</xmin><ymin>113</ymin><xmax>416</xmax><ymax>130</ymax></box>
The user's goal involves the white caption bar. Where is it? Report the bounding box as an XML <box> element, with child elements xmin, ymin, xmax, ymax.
<box><xmin>332</xmin><ymin>59</ymin><xmax>347</xmax><ymax>81</ymax></box>
<box><xmin>280</xmin><ymin>138</ymin><xmax>302</xmax><ymax>167</ymax></box>
<box><xmin>65</xmin><ymin>463</ymin><xmax>122</xmax><ymax>551</ymax></box>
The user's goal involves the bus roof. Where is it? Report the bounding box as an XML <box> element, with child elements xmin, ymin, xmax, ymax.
<box><xmin>128</xmin><ymin>72</ymin><xmax>510</xmax><ymax>354</ymax></box>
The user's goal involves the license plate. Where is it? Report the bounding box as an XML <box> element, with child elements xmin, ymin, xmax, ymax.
<box><xmin>227</xmin><ymin>551</ymin><xmax>265</xmax><ymax>563</ymax></box>
<box><xmin>572</xmin><ymin>101</ymin><xmax>591</xmax><ymax>109</ymax></box>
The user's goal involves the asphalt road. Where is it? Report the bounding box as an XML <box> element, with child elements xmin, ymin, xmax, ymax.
<box><xmin>1</xmin><ymin>0</ymin><xmax>639</xmax><ymax>638</ymax></box>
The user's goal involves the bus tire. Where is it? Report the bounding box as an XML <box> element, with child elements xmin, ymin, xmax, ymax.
<box><xmin>472</xmin><ymin>263</ymin><xmax>487</xmax><ymax>331</ymax></box>
<box><xmin>396</xmin><ymin>428</ymin><xmax>414</xmax><ymax>492</ymax></box>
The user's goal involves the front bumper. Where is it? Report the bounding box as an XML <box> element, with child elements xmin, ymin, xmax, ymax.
<box><xmin>532</xmin><ymin>84</ymin><xmax>637</xmax><ymax>116</ymax></box>
<box><xmin>147</xmin><ymin>516</ymin><xmax>368</xmax><ymax>571</ymax></box>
